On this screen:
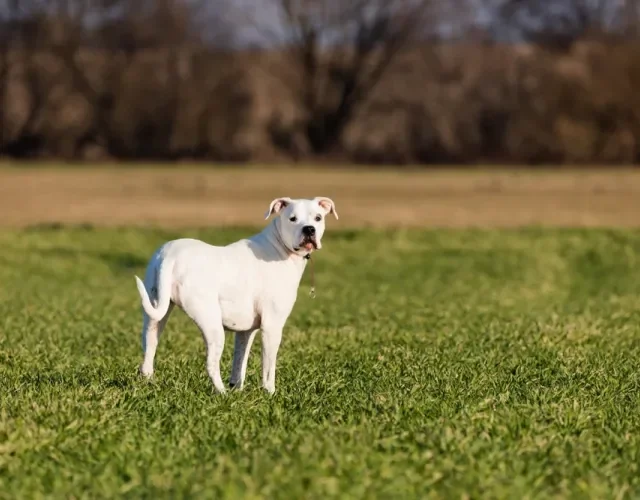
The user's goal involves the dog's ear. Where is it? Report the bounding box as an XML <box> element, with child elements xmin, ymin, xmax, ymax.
<box><xmin>315</xmin><ymin>197</ymin><xmax>339</xmax><ymax>220</ymax></box>
<box><xmin>265</xmin><ymin>197</ymin><xmax>293</xmax><ymax>219</ymax></box>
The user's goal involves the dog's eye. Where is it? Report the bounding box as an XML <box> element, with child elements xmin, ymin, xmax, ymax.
<box><xmin>289</xmin><ymin>216</ymin><xmax>297</xmax><ymax>222</ymax></box>
<box><xmin>314</xmin><ymin>215</ymin><xmax>322</xmax><ymax>222</ymax></box>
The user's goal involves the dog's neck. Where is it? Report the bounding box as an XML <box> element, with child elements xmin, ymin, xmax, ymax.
<box><xmin>261</xmin><ymin>219</ymin><xmax>310</xmax><ymax>265</ymax></box>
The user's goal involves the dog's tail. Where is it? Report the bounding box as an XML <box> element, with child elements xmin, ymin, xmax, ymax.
<box><xmin>134</xmin><ymin>260</ymin><xmax>174</xmax><ymax>322</ymax></box>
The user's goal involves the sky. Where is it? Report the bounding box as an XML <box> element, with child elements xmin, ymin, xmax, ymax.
<box><xmin>219</xmin><ymin>0</ymin><xmax>634</xmax><ymax>46</ymax></box>
<box><xmin>0</xmin><ymin>0</ymin><xmax>635</xmax><ymax>46</ymax></box>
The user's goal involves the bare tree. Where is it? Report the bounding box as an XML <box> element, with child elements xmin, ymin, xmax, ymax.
<box><xmin>0</xmin><ymin>3</ymin><xmax>10</xmax><ymax>152</ymax></box>
<box><xmin>0</xmin><ymin>0</ymin><xmax>249</xmax><ymax>160</ymax></box>
<box><xmin>622</xmin><ymin>0</ymin><xmax>640</xmax><ymax>36</ymax></box>
<box><xmin>0</xmin><ymin>0</ymin><xmax>54</xmax><ymax>157</ymax></box>
<box><xmin>0</xmin><ymin>0</ymin><xmax>127</xmax><ymax>157</ymax></box>
<box><xmin>77</xmin><ymin>0</ymin><xmax>239</xmax><ymax>159</ymax></box>
<box><xmin>243</xmin><ymin>0</ymin><xmax>434</xmax><ymax>155</ymax></box>
<box><xmin>93</xmin><ymin>0</ymin><xmax>191</xmax><ymax>158</ymax></box>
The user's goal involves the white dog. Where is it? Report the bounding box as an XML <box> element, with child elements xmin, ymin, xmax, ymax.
<box><xmin>134</xmin><ymin>196</ymin><xmax>338</xmax><ymax>394</ymax></box>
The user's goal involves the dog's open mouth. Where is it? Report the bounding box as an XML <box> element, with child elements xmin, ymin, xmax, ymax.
<box><xmin>298</xmin><ymin>237</ymin><xmax>318</xmax><ymax>252</ymax></box>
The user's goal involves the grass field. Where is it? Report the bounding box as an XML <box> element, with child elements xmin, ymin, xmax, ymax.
<box><xmin>2</xmin><ymin>165</ymin><xmax>640</xmax><ymax>498</ymax></box>
<box><xmin>1</xmin><ymin>224</ymin><xmax>640</xmax><ymax>498</ymax></box>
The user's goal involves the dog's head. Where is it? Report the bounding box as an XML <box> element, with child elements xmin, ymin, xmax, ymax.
<box><xmin>265</xmin><ymin>197</ymin><xmax>338</xmax><ymax>256</ymax></box>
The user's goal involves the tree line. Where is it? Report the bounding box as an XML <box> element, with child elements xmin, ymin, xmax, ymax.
<box><xmin>2</xmin><ymin>0</ymin><xmax>640</xmax><ymax>165</ymax></box>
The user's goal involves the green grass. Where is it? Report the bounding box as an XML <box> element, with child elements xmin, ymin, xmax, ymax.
<box><xmin>1</xmin><ymin>226</ymin><xmax>640</xmax><ymax>499</ymax></box>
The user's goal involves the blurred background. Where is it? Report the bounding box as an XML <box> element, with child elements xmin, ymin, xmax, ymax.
<box><xmin>4</xmin><ymin>0</ymin><xmax>640</xmax><ymax>165</ymax></box>
<box><xmin>1</xmin><ymin>0</ymin><xmax>640</xmax><ymax>228</ymax></box>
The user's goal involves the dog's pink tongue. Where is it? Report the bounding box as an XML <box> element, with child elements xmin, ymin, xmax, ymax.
<box><xmin>304</xmin><ymin>242</ymin><xmax>315</xmax><ymax>251</ymax></box>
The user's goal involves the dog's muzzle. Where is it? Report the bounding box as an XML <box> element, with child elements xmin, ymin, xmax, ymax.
<box><xmin>296</xmin><ymin>225</ymin><xmax>318</xmax><ymax>251</ymax></box>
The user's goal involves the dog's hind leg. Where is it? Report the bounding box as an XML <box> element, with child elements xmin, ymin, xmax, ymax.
<box><xmin>140</xmin><ymin>302</ymin><xmax>174</xmax><ymax>378</ymax></box>
<box><xmin>185</xmin><ymin>302</ymin><xmax>227</xmax><ymax>394</ymax></box>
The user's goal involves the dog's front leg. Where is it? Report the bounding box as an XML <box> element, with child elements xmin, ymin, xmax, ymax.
<box><xmin>260</xmin><ymin>322</ymin><xmax>284</xmax><ymax>394</ymax></box>
<box><xmin>229</xmin><ymin>329</ymin><xmax>258</xmax><ymax>389</ymax></box>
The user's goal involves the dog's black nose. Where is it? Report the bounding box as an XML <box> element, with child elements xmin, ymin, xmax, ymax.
<box><xmin>302</xmin><ymin>225</ymin><xmax>316</xmax><ymax>236</ymax></box>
